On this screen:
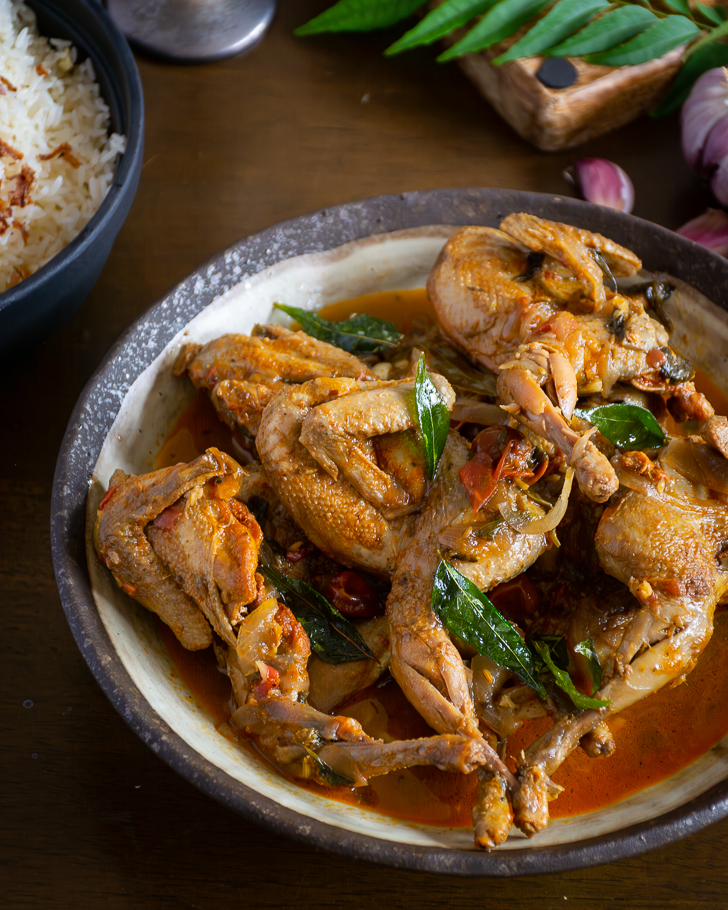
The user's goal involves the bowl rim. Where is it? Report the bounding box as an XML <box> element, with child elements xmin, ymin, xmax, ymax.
<box><xmin>51</xmin><ymin>187</ymin><xmax>728</xmax><ymax>876</ymax></box>
<box><xmin>0</xmin><ymin>0</ymin><xmax>145</xmax><ymax>313</ymax></box>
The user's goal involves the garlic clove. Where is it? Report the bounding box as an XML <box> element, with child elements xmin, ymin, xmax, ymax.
<box><xmin>675</xmin><ymin>208</ymin><xmax>728</xmax><ymax>257</ymax></box>
<box><xmin>570</xmin><ymin>158</ymin><xmax>634</xmax><ymax>213</ymax></box>
<box><xmin>681</xmin><ymin>67</ymin><xmax>728</xmax><ymax>173</ymax></box>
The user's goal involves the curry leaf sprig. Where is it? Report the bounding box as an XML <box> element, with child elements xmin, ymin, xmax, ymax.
<box><xmin>260</xmin><ymin>565</ymin><xmax>376</xmax><ymax>664</ymax></box>
<box><xmin>431</xmin><ymin>559</ymin><xmax>610</xmax><ymax>709</ymax></box>
<box><xmin>274</xmin><ymin>303</ymin><xmax>403</xmax><ymax>353</ymax></box>
<box><xmin>295</xmin><ymin>0</ymin><xmax>728</xmax><ymax>114</ymax></box>
<box><xmin>414</xmin><ymin>353</ymin><xmax>451</xmax><ymax>480</ymax></box>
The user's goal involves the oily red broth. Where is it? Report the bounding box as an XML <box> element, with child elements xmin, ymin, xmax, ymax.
<box><xmin>157</xmin><ymin>288</ymin><xmax>728</xmax><ymax>826</ymax></box>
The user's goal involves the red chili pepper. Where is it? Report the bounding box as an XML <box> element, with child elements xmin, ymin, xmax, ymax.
<box><xmin>98</xmin><ymin>484</ymin><xmax>118</xmax><ymax>511</ymax></box>
<box><xmin>459</xmin><ymin>440</ymin><xmax>514</xmax><ymax>512</ymax></box>
<box><xmin>325</xmin><ymin>570</ymin><xmax>382</xmax><ymax>618</ymax></box>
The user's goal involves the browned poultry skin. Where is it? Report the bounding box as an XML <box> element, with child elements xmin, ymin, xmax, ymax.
<box><xmin>227</xmin><ymin>599</ymin><xmax>502</xmax><ymax>788</ymax></box>
<box><xmin>256</xmin><ymin>376</ymin><xmax>423</xmax><ymax>576</ymax></box>
<box><xmin>173</xmin><ymin>325</ymin><xmax>375</xmax><ymax>436</ymax></box>
<box><xmin>94</xmin><ymin>449</ymin><xmax>262</xmax><ymax>649</ymax></box>
<box><xmin>511</xmin><ymin>439</ymin><xmax>728</xmax><ymax>835</ymax></box>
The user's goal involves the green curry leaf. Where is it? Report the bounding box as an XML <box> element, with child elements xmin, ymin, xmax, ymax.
<box><xmin>574</xmin><ymin>637</ymin><xmax>604</xmax><ymax>694</ymax></box>
<box><xmin>414</xmin><ymin>353</ymin><xmax>450</xmax><ymax>480</ymax></box>
<box><xmin>274</xmin><ymin>303</ymin><xmax>402</xmax><ymax>353</ymax></box>
<box><xmin>494</xmin><ymin>0</ymin><xmax>609</xmax><ymax>64</ymax></box>
<box><xmin>259</xmin><ymin>565</ymin><xmax>376</xmax><ymax>664</ymax></box>
<box><xmin>572</xmin><ymin>403</ymin><xmax>666</xmax><ymax>450</ymax></box>
<box><xmin>432</xmin><ymin>560</ymin><xmax>547</xmax><ymax>698</ymax></box>
<box><xmin>530</xmin><ymin>637</ymin><xmax>610</xmax><ymax>709</ymax></box>
<box><xmin>294</xmin><ymin>0</ymin><xmax>427</xmax><ymax>34</ymax></box>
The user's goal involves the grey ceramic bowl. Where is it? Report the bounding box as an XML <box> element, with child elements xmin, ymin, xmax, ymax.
<box><xmin>0</xmin><ymin>0</ymin><xmax>144</xmax><ymax>358</ymax></box>
<box><xmin>51</xmin><ymin>188</ymin><xmax>728</xmax><ymax>876</ymax></box>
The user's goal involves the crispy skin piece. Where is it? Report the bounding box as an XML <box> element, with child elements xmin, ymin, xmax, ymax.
<box><xmin>426</xmin><ymin>215</ymin><xmax>715</xmax><ymax>501</ymax></box>
<box><xmin>174</xmin><ymin>326</ymin><xmax>374</xmax><ymax>387</ymax></box>
<box><xmin>94</xmin><ymin>448</ymin><xmax>261</xmax><ymax>649</ymax></box>
<box><xmin>256</xmin><ymin>377</ymin><xmax>420</xmax><ymax>576</ymax></box>
<box><xmin>173</xmin><ymin>326</ymin><xmax>376</xmax><ymax>438</ymax></box>
<box><xmin>511</xmin><ymin>440</ymin><xmax>728</xmax><ymax>835</ymax></box>
<box><xmin>227</xmin><ymin>600</ymin><xmax>502</xmax><ymax>790</ymax></box>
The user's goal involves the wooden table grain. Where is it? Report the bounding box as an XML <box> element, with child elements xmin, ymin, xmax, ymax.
<box><xmin>3</xmin><ymin>2</ymin><xmax>727</xmax><ymax>907</ymax></box>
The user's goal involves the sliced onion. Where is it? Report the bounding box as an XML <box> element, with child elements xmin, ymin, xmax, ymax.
<box><xmin>451</xmin><ymin>398</ymin><xmax>509</xmax><ymax>426</ymax></box>
<box><xmin>519</xmin><ymin>467</ymin><xmax>574</xmax><ymax>534</ymax></box>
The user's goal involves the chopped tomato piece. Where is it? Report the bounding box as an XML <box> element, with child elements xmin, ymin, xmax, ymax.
<box><xmin>325</xmin><ymin>570</ymin><xmax>382</xmax><ymax>618</ymax></box>
<box><xmin>98</xmin><ymin>484</ymin><xmax>118</xmax><ymax>511</ymax></box>
<box><xmin>252</xmin><ymin>662</ymin><xmax>280</xmax><ymax>700</ymax></box>
<box><xmin>152</xmin><ymin>502</ymin><xmax>184</xmax><ymax>530</ymax></box>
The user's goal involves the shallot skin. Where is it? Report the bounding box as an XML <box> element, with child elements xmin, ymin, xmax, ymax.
<box><xmin>571</xmin><ymin>158</ymin><xmax>634</xmax><ymax>213</ymax></box>
<box><xmin>676</xmin><ymin>208</ymin><xmax>728</xmax><ymax>256</ymax></box>
<box><xmin>681</xmin><ymin>67</ymin><xmax>728</xmax><ymax>206</ymax></box>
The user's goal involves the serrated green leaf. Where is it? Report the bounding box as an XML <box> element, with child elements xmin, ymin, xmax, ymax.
<box><xmin>694</xmin><ymin>2</ymin><xmax>726</xmax><ymax>26</ymax></box>
<box><xmin>547</xmin><ymin>6</ymin><xmax>659</xmax><ymax>57</ymax></box>
<box><xmin>493</xmin><ymin>0</ymin><xmax>610</xmax><ymax>64</ymax></box>
<box><xmin>295</xmin><ymin>0</ymin><xmax>427</xmax><ymax>35</ymax></box>
<box><xmin>259</xmin><ymin>565</ymin><xmax>376</xmax><ymax>664</ymax></box>
<box><xmin>574</xmin><ymin>638</ymin><xmax>604</xmax><ymax>694</ymax></box>
<box><xmin>414</xmin><ymin>353</ymin><xmax>450</xmax><ymax>480</ymax></box>
<box><xmin>432</xmin><ymin>560</ymin><xmax>547</xmax><ymax>697</ymax></box>
<box><xmin>652</xmin><ymin>38</ymin><xmax>728</xmax><ymax>116</ymax></box>
<box><xmin>531</xmin><ymin>639</ymin><xmax>609</xmax><ymax>709</ymax></box>
<box><xmin>438</xmin><ymin>0</ymin><xmax>551</xmax><ymax>61</ymax></box>
<box><xmin>274</xmin><ymin>303</ymin><xmax>402</xmax><ymax>353</ymax></box>
<box><xmin>386</xmin><ymin>0</ymin><xmax>497</xmax><ymax>54</ymax></box>
<box><xmin>572</xmin><ymin>403</ymin><xmax>666</xmax><ymax>450</ymax></box>
<box><xmin>586</xmin><ymin>14</ymin><xmax>701</xmax><ymax>66</ymax></box>
<box><xmin>662</xmin><ymin>0</ymin><xmax>692</xmax><ymax>15</ymax></box>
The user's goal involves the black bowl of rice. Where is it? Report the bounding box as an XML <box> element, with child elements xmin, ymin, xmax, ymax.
<box><xmin>0</xmin><ymin>0</ymin><xmax>144</xmax><ymax>356</ymax></box>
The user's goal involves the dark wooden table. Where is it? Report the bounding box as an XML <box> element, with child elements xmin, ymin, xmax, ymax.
<box><xmin>4</xmin><ymin>2</ymin><xmax>727</xmax><ymax>906</ymax></box>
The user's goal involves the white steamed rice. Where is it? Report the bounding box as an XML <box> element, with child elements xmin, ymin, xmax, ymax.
<box><xmin>0</xmin><ymin>0</ymin><xmax>126</xmax><ymax>293</ymax></box>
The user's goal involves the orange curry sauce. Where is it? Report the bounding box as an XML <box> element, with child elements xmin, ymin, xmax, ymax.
<box><xmin>156</xmin><ymin>288</ymin><xmax>728</xmax><ymax>826</ymax></box>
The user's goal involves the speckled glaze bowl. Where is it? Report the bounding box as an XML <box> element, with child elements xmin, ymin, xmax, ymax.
<box><xmin>51</xmin><ymin>188</ymin><xmax>728</xmax><ymax>876</ymax></box>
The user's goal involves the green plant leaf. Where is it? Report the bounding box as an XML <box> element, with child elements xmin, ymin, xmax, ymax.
<box><xmin>414</xmin><ymin>353</ymin><xmax>450</xmax><ymax>480</ymax></box>
<box><xmin>493</xmin><ymin>0</ymin><xmax>610</xmax><ymax>64</ymax></box>
<box><xmin>295</xmin><ymin>0</ymin><xmax>428</xmax><ymax>34</ymax></box>
<box><xmin>572</xmin><ymin>403</ymin><xmax>666</xmax><ymax>450</ymax></box>
<box><xmin>653</xmin><ymin>38</ymin><xmax>728</xmax><ymax>115</ymax></box>
<box><xmin>438</xmin><ymin>0</ymin><xmax>551</xmax><ymax>61</ymax></box>
<box><xmin>662</xmin><ymin>0</ymin><xmax>691</xmax><ymax>15</ymax></box>
<box><xmin>432</xmin><ymin>560</ymin><xmax>548</xmax><ymax>697</ymax></box>
<box><xmin>259</xmin><ymin>565</ymin><xmax>376</xmax><ymax>664</ymax></box>
<box><xmin>585</xmin><ymin>14</ymin><xmax>702</xmax><ymax>66</ymax></box>
<box><xmin>386</xmin><ymin>0</ymin><xmax>498</xmax><ymax>54</ymax></box>
<box><xmin>574</xmin><ymin>638</ymin><xmax>604</xmax><ymax>694</ymax></box>
<box><xmin>302</xmin><ymin>745</ymin><xmax>356</xmax><ymax>786</ymax></box>
<box><xmin>694</xmin><ymin>2</ymin><xmax>726</xmax><ymax>26</ymax></box>
<box><xmin>274</xmin><ymin>303</ymin><xmax>402</xmax><ymax>353</ymax></box>
<box><xmin>547</xmin><ymin>6</ymin><xmax>659</xmax><ymax>56</ymax></box>
<box><xmin>530</xmin><ymin>638</ymin><xmax>610</xmax><ymax>709</ymax></box>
